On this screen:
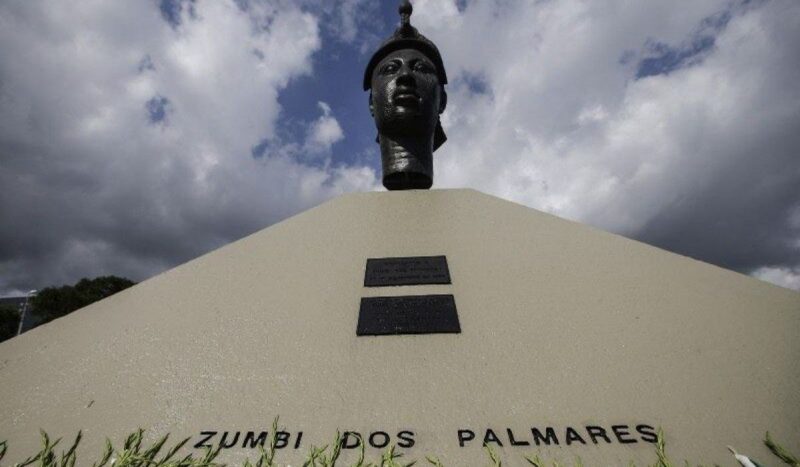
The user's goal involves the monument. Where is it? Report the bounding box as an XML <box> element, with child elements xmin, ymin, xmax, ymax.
<box><xmin>366</xmin><ymin>0</ymin><xmax>447</xmax><ymax>190</ymax></box>
<box><xmin>1</xmin><ymin>2</ymin><xmax>799</xmax><ymax>466</ymax></box>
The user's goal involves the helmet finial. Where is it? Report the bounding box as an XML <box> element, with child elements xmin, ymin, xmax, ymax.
<box><xmin>398</xmin><ymin>0</ymin><xmax>415</xmax><ymax>36</ymax></box>
<box><xmin>399</xmin><ymin>0</ymin><xmax>413</xmax><ymax>25</ymax></box>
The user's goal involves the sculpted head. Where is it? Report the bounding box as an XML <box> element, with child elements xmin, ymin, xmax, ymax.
<box><xmin>370</xmin><ymin>49</ymin><xmax>445</xmax><ymax>145</ymax></box>
<box><xmin>363</xmin><ymin>0</ymin><xmax>448</xmax><ymax>190</ymax></box>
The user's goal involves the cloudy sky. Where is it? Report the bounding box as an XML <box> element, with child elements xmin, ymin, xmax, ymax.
<box><xmin>1</xmin><ymin>0</ymin><xmax>798</xmax><ymax>295</ymax></box>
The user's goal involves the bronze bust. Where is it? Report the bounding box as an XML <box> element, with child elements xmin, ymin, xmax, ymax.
<box><xmin>363</xmin><ymin>0</ymin><xmax>448</xmax><ymax>190</ymax></box>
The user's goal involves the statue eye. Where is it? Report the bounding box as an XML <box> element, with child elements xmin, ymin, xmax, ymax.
<box><xmin>380</xmin><ymin>62</ymin><xmax>400</xmax><ymax>74</ymax></box>
<box><xmin>413</xmin><ymin>61</ymin><xmax>433</xmax><ymax>73</ymax></box>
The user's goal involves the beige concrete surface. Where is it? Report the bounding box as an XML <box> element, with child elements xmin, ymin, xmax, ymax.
<box><xmin>1</xmin><ymin>189</ymin><xmax>798</xmax><ymax>466</ymax></box>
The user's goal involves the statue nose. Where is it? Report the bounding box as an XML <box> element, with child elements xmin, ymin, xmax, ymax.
<box><xmin>396</xmin><ymin>67</ymin><xmax>415</xmax><ymax>87</ymax></box>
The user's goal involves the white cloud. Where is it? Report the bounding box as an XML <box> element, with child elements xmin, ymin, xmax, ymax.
<box><xmin>753</xmin><ymin>267</ymin><xmax>800</xmax><ymax>291</ymax></box>
<box><xmin>305</xmin><ymin>101</ymin><xmax>345</xmax><ymax>154</ymax></box>
<box><xmin>0</xmin><ymin>0</ymin><xmax>378</xmax><ymax>292</ymax></box>
<box><xmin>413</xmin><ymin>0</ymin><xmax>800</xmax><ymax>289</ymax></box>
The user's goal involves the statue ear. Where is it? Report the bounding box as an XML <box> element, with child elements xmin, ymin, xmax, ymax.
<box><xmin>370</xmin><ymin>92</ymin><xmax>379</xmax><ymax>143</ymax></box>
<box><xmin>369</xmin><ymin>91</ymin><xmax>375</xmax><ymax>117</ymax></box>
<box><xmin>439</xmin><ymin>88</ymin><xmax>447</xmax><ymax>114</ymax></box>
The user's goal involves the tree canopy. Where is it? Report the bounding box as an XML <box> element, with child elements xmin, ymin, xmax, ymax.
<box><xmin>0</xmin><ymin>304</ymin><xmax>20</xmax><ymax>342</ymax></box>
<box><xmin>31</xmin><ymin>276</ymin><xmax>135</xmax><ymax>325</ymax></box>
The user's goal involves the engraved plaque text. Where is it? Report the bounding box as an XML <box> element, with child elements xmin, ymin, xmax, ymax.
<box><xmin>357</xmin><ymin>294</ymin><xmax>460</xmax><ymax>336</ymax></box>
<box><xmin>364</xmin><ymin>256</ymin><xmax>451</xmax><ymax>287</ymax></box>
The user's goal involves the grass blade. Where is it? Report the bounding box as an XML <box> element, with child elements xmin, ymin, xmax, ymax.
<box><xmin>765</xmin><ymin>432</ymin><xmax>800</xmax><ymax>467</ymax></box>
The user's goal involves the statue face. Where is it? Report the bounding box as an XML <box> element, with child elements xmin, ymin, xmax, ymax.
<box><xmin>370</xmin><ymin>48</ymin><xmax>444</xmax><ymax>141</ymax></box>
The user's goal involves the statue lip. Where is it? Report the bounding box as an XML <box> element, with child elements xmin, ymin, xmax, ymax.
<box><xmin>393</xmin><ymin>87</ymin><xmax>420</xmax><ymax>106</ymax></box>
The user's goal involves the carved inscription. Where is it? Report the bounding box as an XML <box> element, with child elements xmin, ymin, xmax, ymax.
<box><xmin>192</xmin><ymin>423</ymin><xmax>659</xmax><ymax>450</ymax></box>
<box><xmin>364</xmin><ymin>256</ymin><xmax>451</xmax><ymax>287</ymax></box>
<box><xmin>357</xmin><ymin>294</ymin><xmax>460</xmax><ymax>335</ymax></box>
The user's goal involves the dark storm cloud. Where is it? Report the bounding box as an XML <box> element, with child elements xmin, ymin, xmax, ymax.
<box><xmin>636</xmin><ymin>119</ymin><xmax>800</xmax><ymax>273</ymax></box>
<box><xmin>629</xmin><ymin>0</ymin><xmax>800</xmax><ymax>277</ymax></box>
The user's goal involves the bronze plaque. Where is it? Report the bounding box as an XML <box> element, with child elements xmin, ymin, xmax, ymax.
<box><xmin>357</xmin><ymin>294</ymin><xmax>460</xmax><ymax>336</ymax></box>
<box><xmin>364</xmin><ymin>256</ymin><xmax>451</xmax><ymax>287</ymax></box>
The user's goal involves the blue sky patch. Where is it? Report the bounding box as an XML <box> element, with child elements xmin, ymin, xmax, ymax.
<box><xmin>458</xmin><ymin>72</ymin><xmax>490</xmax><ymax>95</ymax></box>
<box><xmin>635</xmin><ymin>5</ymin><xmax>736</xmax><ymax>79</ymax></box>
<box><xmin>636</xmin><ymin>36</ymin><xmax>715</xmax><ymax>79</ymax></box>
<box><xmin>251</xmin><ymin>139</ymin><xmax>269</xmax><ymax>159</ymax></box>
<box><xmin>159</xmin><ymin>0</ymin><xmax>196</xmax><ymax>28</ymax></box>
<box><xmin>146</xmin><ymin>95</ymin><xmax>170</xmax><ymax>124</ymax></box>
<box><xmin>138</xmin><ymin>55</ymin><xmax>155</xmax><ymax>73</ymax></box>
<box><xmin>272</xmin><ymin>2</ymin><xmax>403</xmax><ymax>173</ymax></box>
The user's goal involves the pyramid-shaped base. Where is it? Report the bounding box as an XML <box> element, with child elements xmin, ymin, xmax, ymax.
<box><xmin>1</xmin><ymin>190</ymin><xmax>798</xmax><ymax>465</ymax></box>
